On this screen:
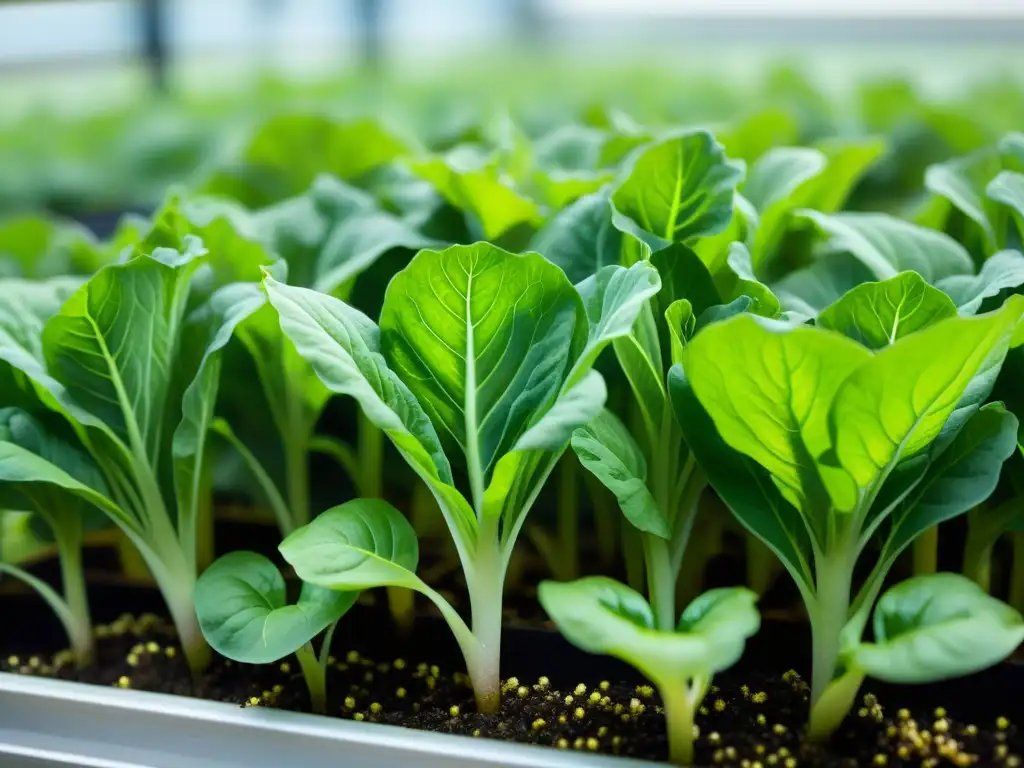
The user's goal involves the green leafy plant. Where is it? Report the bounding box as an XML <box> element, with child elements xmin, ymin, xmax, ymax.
<box><xmin>265</xmin><ymin>242</ymin><xmax>659</xmax><ymax>711</ymax></box>
<box><xmin>539</xmin><ymin>580</ymin><xmax>759</xmax><ymax>765</ymax></box>
<box><xmin>670</xmin><ymin>299</ymin><xmax>1024</xmax><ymax>738</ymax></box>
<box><xmin>0</xmin><ymin>222</ymin><xmax>268</xmax><ymax>671</ymax></box>
<box><xmin>195</xmin><ymin>549</ymin><xmax>357</xmax><ymax>713</ymax></box>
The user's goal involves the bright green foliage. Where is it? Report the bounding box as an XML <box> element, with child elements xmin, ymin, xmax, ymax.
<box><xmin>266</xmin><ymin>243</ymin><xmax>659</xmax><ymax>712</ymax></box>
<box><xmin>539</xmin><ymin>579</ymin><xmax>758</xmax><ymax>765</ymax></box>
<box><xmin>673</xmin><ymin>300</ymin><xmax>1024</xmax><ymax>738</ymax></box>
<box><xmin>195</xmin><ymin>550</ymin><xmax>356</xmax><ymax>713</ymax></box>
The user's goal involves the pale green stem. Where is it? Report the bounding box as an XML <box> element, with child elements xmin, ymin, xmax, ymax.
<box><xmin>643</xmin><ymin>533</ymin><xmax>676</xmax><ymax>632</ymax></box>
<box><xmin>295</xmin><ymin>642</ymin><xmax>327</xmax><ymax>714</ymax></box>
<box><xmin>139</xmin><ymin>539</ymin><xmax>210</xmax><ymax>673</ymax></box>
<box><xmin>284</xmin><ymin>435</ymin><xmax>311</xmax><ymax>529</ymax></box>
<box><xmin>807</xmin><ymin>553</ymin><xmax>854</xmax><ymax>735</ymax></box>
<box><xmin>658</xmin><ymin>677</ymin><xmax>707</xmax><ymax>766</ymax></box>
<box><xmin>53</xmin><ymin>523</ymin><xmax>93</xmax><ymax>667</ymax></box>
<box><xmin>357</xmin><ymin>410</ymin><xmax>384</xmax><ymax>498</ymax></box>
<box><xmin>388</xmin><ymin>588</ymin><xmax>415</xmax><ymax>635</ymax></box>
<box><xmin>465</xmin><ymin>514</ymin><xmax>505</xmax><ymax>713</ymax></box>
<box><xmin>309</xmin><ymin>436</ymin><xmax>361</xmax><ymax>491</ymax></box>
<box><xmin>555</xmin><ymin>454</ymin><xmax>580</xmax><ymax>581</ymax></box>
<box><xmin>912</xmin><ymin>526</ymin><xmax>939</xmax><ymax>575</ymax></box>
<box><xmin>1010</xmin><ymin>532</ymin><xmax>1024</xmax><ymax>613</ymax></box>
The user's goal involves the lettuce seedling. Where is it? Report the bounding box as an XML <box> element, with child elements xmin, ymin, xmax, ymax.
<box><xmin>0</xmin><ymin>221</ymin><xmax>269</xmax><ymax>671</ymax></box>
<box><xmin>539</xmin><ymin>579</ymin><xmax>759</xmax><ymax>766</ymax></box>
<box><xmin>266</xmin><ymin>242</ymin><xmax>660</xmax><ymax>711</ymax></box>
<box><xmin>195</xmin><ymin>549</ymin><xmax>357</xmax><ymax>713</ymax></box>
<box><xmin>670</xmin><ymin>300</ymin><xmax>1024</xmax><ymax>738</ymax></box>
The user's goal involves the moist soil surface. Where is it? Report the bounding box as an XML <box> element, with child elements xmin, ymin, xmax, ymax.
<box><xmin>3</xmin><ymin>610</ymin><xmax>1021</xmax><ymax>768</ymax></box>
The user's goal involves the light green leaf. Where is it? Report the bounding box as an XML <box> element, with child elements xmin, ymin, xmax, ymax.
<box><xmin>879</xmin><ymin>404</ymin><xmax>1018</xmax><ymax>565</ymax></box>
<box><xmin>987</xmin><ymin>171</ymin><xmax>1024</xmax><ymax>241</ymax></box>
<box><xmin>529</xmin><ymin>185</ymin><xmax>622</xmax><ymax>284</ymax></box>
<box><xmin>853</xmin><ymin>574</ymin><xmax>1024</xmax><ymax>684</ymax></box>
<box><xmin>409</xmin><ymin>153</ymin><xmax>542</xmax><ymax>240</ymax></box>
<box><xmin>772</xmin><ymin>252</ymin><xmax>875</xmax><ymax>319</ymax></box>
<box><xmin>694</xmin><ymin>296</ymin><xmax>754</xmax><ymax>332</ymax></box>
<box><xmin>379</xmin><ymin>244</ymin><xmax>586</xmax><ymax>497</ymax></box>
<box><xmin>651</xmin><ymin>243</ymin><xmax>721</xmax><ymax>320</ymax></box>
<box><xmin>720</xmin><ymin>242</ymin><xmax>781</xmax><ymax>317</ymax></box>
<box><xmin>262</xmin><ymin>278</ymin><xmax>472</xmax><ymax>542</ymax></box>
<box><xmin>572</xmin><ymin>261</ymin><xmax>662</xmax><ymax>385</ymax></box>
<box><xmin>743</xmin><ymin>146</ymin><xmax>825</xmax><ymax>214</ymax></box>
<box><xmin>43</xmin><ymin>239</ymin><xmax>207</xmax><ymax>464</ymax></box>
<box><xmin>817</xmin><ymin>273</ymin><xmax>958</xmax><ymax>350</ymax></box>
<box><xmin>538</xmin><ymin>578</ymin><xmax>759</xmax><ymax>684</ymax></box>
<box><xmin>571</xmin><ymin>409</ymin><xmax>667</xmax><ymax>538</ymax></box>
<box><xmin>925</xmin><ymin>148</ymin><xmax>1006</xmax><ymax>252</ymax></box>
<box><xmin>279</xmin><ymin>499</ymin><xmax>421</xmax><ymax>591</ymax></box>
<box><xmin>0</xmin><ymin>215</ymin><xmax>104</xmax><ymax>279</ymax></box>
<box><xmin>680</xmin><ymin>316</ymin><xmax>871</xmax><ymax>516</ymax></box>
<box><xmin>668</xmin><ymin>364</ymin><xmax>815</xmax><ymax>592</ymax></box>
<box><xmin>798</xmin><ymin>211</ymin><xmax>974</xmax><ymax>283</ymax></box>
<box><xmin>195</xmin><ymin>551</ymin><xmax>356</xmax><ymax>664</ymax></box>
<box><xmin>665</xmin><ymin>300</ymin><xmax>695</xmax><ymax>366</ymax></box>
<box><xmin>830</xmin><ymin>297</ymin><xmax>1024</xmax><ymax>491</ymax></box>
<box><xmin>1000</xmin><ymin>132</ymin><xmax>1024</xmax><ymax>167</ymax></box>
<box><xmin>936</xmin><ymin>250</ymin><xmax>1024</xmax><ymax>315</ymax></box>
<box><xmin>513</xmin><ymin>371</ymin><xmax>606</xmax><ymax>454</ymax></box>
<box><xmin>199</xmin><ymin>115</ymin><xmax>410</xmax><ymax>207</ymax></box>
<box><xmin>611</xmin><ymin>130</ymin><xmax>745</xmax><ymax>247</ymax></box>
<box><xmin>751</xmin><ymin>139</ymin><xmax>885</xmax><ymax>272</ymax></box>
<box><xmin>718</xmin><ymin>108</ymin><xmax>800</xmax><ymax>167</ymax></box>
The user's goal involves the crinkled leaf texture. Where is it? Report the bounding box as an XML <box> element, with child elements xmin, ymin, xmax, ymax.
<box><xmin>538</xmin><ymin>577</ymin><xmax>760</xmax><ymax>684</ymax></box>
<box><xmin>853</xmin><ymin>573</ymin><xmax>1024</xmax><ymax>684</ymax></box>
<box><xmin>195</xmin><ymin>550</ymin><xmax>356</xmax><ymax>664</ymax></box>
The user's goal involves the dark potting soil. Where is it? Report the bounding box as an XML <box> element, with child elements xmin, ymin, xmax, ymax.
<box><xmin>2</xmin><ymin>607</ymin><xmax>1021</xmax><ymax>768</ymax></box>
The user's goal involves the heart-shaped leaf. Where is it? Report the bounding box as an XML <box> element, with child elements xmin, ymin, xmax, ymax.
<box><xmin>195</xmin><ymin>551</ymin><xmax>356</xmax><ymax>664</ymax></box>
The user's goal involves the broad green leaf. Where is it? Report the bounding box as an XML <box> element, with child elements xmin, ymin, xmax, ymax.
<box><xmin>743</xmin><ymin>146</ymin><xmax>825</xmax><ymax>214</ymax></box>
<box><xmin>199</xmin><ymin>115</ymin><xmax>410</xmax><ymax>207</ymax></box>
<box><xmin>854</xmin><ymin>574</ymin><xmax>1024</xmax><ymax>684</ymax></box>
<box><xmin>0</xmin><ymin>441</ymin><xmax>132</xmax><ymax>532</ymax></box>
<box><xmin>667</xmin><ymin>364</ymin><xmax>815</xmax><ymax>591</ymax></box>
<box><xmin>261</xmin><ymin>278</ymin><xmax>474</xmax><ymax>542</ymax></box>
<box><xmin>571</xmin><ymin>409</ymin><xmax>667</xmax><ymax>538</ymax></box>
<box><xmin>529</xmin><ymin>186</ymin><xmax>622</xmax><ymax>284</ymax></box>
<box><xmin>195</xmin><ymin>551</ymin><xmax>356</xmax><ymax>664</ymax></box>
<box><xmin>611</xmin><ymin>130</ymin><xmax>744</xmax><ymax>248</ymax></box>
<box><xmin>718</xmin><ymin>108</ymin><xmax>800</xmax><ymax>167</ymax></box>
<box><xmin>409</xmin><ymin>153</ymin><xmax>542</xmax><ymax>240</ymax></box>
<box><xmin>830</xmin><ymin>297</ymin><xmax>1024</xmax><ymax>490</ymax></box>
<box><xmin>936</xmin><ymin>250</ymin><xmax>1024</xmax><ymax>315</ymax></box>
<box><xmin>0</xmin><ymin>215</ymin><xmax>104</xmax><ymax>279</ymax></box>
<box><xmin>817</xmin><ymin>273</ymin><xmax>957</xmax><ymax>350</ymax></box>
<box><xmin>925</xmin><ymin>148</ymin><xmax>1006</xmax><ymax>252</ymax></box>
<box><xmin>573</xmin><ymin>261</ymin><xmax>662</xmax><ymax>384</ymax></box>
<box><xmin>680</xmin><ymin>316</ymin><xmax>871</xmax><ymax>516</ymax></box>
<box><xmin>42</xmin><ymin>239</ymin><xmax>207</xmax><ymax>464</ymax></box>
<box><xmin>798</xmin><ymin>211</ymin><xmax>974</xmax><ymax>283</ymax></box>
<box><xmin>675</xmin><ymin>587</ymin><xmax>762</xmax><ymax>665</ymax></box>
<box><xmin>772</xmin><ymin>252</ymin><xmax>874</xmax><ymax>319</ymax></box>
<box><xmin>379</xmin><ymin>244</ymin><xmax>586</xmax><ymax>491</ymax></box>
<box><xmin>513</xmin><ymin>370</ymin><xmax>606</xmax><ymax>453</ymax></box>
<box><xmin>751</xmin><ymin>139</ymin><xmax>885</xmax><ymax>272</ymax></box>
<box><xmin>879</xmin><ymin>404</ymin><xmax>1018</xmax><ymax>564</ymax></box>
<box><xmin>538</xmin><ymin>578</ymin><xmax>759</xmax><ymax>684</ymax></box>
<box><xmin>987</xmin><ymin>171</ymin><xmax>1024</xmax><ymax>241</ymax></box>
<box><xmin>279</xmin><ymin>499</ymin><xmax>421</xmax><ymax>590</ymax></box>
<box><xmin>719</xmin><ymin>243</ymin><xmax>781</xmax><ymax>317</ymax></box>
<box><xmin>693</xmin><ymin>296</ymin><xmax>754</xmax><ymax>333</ymax></box>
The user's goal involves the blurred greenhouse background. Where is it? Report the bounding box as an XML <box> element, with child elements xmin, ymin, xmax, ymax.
<box><xmin>1</xmin><ymin>0</ymin><xmax>1023</xmax><ymax>220</ymax></box>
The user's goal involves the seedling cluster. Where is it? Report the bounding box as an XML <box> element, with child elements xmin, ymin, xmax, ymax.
<box><xmin>2</xmin><ymin>72</ymin><xmax>1024</xmax><ymax>766</ymax></box>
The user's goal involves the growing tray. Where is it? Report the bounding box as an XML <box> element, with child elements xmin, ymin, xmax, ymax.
<box><xmin>0</xmin><ymin>673</ymin><xmax>646</xmax><ymax>768</ymax></box>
